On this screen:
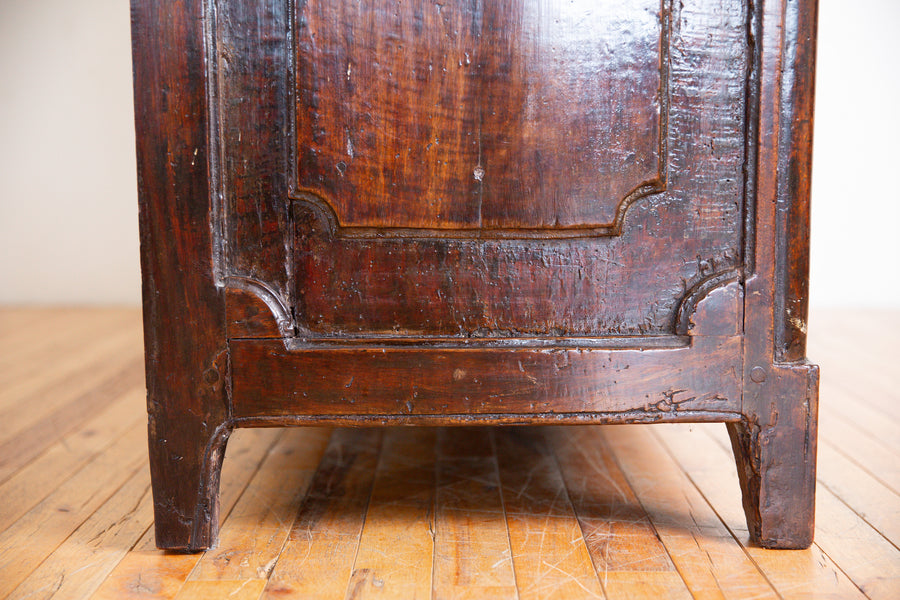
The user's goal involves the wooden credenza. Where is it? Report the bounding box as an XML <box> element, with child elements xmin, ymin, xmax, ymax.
<box><xmin>131</xmin><ymin>0</ymin><xmax>819</xmax><ymax>551</ymax></box>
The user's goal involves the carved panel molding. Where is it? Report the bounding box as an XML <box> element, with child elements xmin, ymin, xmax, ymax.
<box><xmin>288</xmin><ymin>0</ymin><xmax>672</xmax><ymax>238</ymax></box>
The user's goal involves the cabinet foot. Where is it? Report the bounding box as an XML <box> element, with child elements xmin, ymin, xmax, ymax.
<box><xmin>148</xmin><ymin>418</ymin><xmax>232</xmax><ymax>552</ymax></box>
<box><xmin>729</xmin><ymin>364</ymin><xmax>819</xmax><ymax>549</ymax></box>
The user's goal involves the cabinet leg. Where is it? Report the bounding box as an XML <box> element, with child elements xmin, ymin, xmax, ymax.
<box><xmin>728</xmin><ymin>364</ymin><xmax>818</xmax><ymax>549</ymax></box>
<box><xmin>148</xmin><ymin>415</ymin><xmax>232</xmax><ymax>551</ymax></box>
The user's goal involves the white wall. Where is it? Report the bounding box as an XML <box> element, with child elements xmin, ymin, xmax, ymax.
<box><xmin>809</xmin><ymin>0</ymin><xmax>900</xmax><ymax>307</ymax></box>
<box><xmin>0</xmin><ymin>0</ymin><xmax>139</xmax><ymax>305</ymax></box>
<box><xmin>0</xmin><ymin>0</ymin><xmax>897</xmax><ymax>307</ymax></box>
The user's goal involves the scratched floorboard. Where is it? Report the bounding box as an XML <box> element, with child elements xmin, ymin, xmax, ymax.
<box><xmin>0</xmin><ymin>307</ymin><xmax>897</xmax><ymax>599</ymax></box>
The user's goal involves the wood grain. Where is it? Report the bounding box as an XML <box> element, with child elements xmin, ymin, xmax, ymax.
<box><xmin>495</xmin><ymin>428</ymin><xmax>604</xmax><ymax>600</ymax></box>
<box><xmin>548</xmin><ymin>427</ymin><xmax>692</xmax><ymax>598</ymax></box>
<box><xmin>819</xmin><ymin>378</ymin><xmax>900</xmax><ymax>455</ymax></box>
<box><xmin>0</xmin><ymin>423</ymin><xmax>147</xmax><ymax>597</ymax></box>
<box><xmin>0</xmin><ymin>358</ymin><xmax>144</xmax><ymax>484</ymax></box>
<box><xmin>7</xmin><ymin>465</ymin><xmax>154</xmax><ymax>600</ymax></box>
<box><xmin>0</xmin><ymin>387</ymin><xmax>144</xmax><ymax>532</ymax></box>
<box><xmin>810</xmin><ymin>443</ymin><xmax>900</xmax><ymax>546</ymax></box>
<box><xmin>134</xmin><ymin>0</ymin><xmax>822</xmax><ymax>554</ymax></box>
<box><xmin>176</xmin><ymin>580</ymin><xmax>267</xmax><ymax>600</ymax></box>
<box><xmin>222</xmin><ymin>0</ymin><xmax>747</xmax><ymax>337</ymax></box>
<box><xmin>432</xmin><ymin>428</ymin><xmax>518</xmax><ymax>600</ymax></box>
<box><xmin>817</xmin><ymin>341</ymin><xmax>899</xmax><ymax>412</ymax></box>
<box><xmin>187</xmin><ymin>428</ymin><xmax>331</xmax><ymax>583</ymax></box>
<box><xmin>0</xmin><ymin>307</ymin><xmax>60</xmax><ymax>342</ymax></box>
<box><xmin>601</xmin><ymin>425</ymin><xmax>775</xmax><ymax>599</ymax></box>
<box><xmin>818</xmin><ymin>408</ymin><xmax>899</xmax><ymax>495</ymax></box>
<box><xmin>0</xmin><ymin>309</ymin><xmax>137</xmax><ymax>391</ymax></box>
<box><xmin>293</xmin><ymin>0</ymin><xmax>665</xmax><ymax>231</ymax></box>
<box><xmin>131</xmin><ymin>0</ymin><xmax>232</xmax><ymax>551</ymax></box>
<box><xmin>262</xmin><ymin>429</ymin><xmax>382</xmax><ymax>598</ymax></box>
<box><xmin>230</xmin><ymin>337</ymin><xmax>742</xmax><ymax>421</ymax></box>
<box><xmin>343</xmin><ymin>428</ymin><xmax>437</xmax><ymax>599</ymax></box>
<box><xmin>811</xmin><ymin>484</ymin><xmax>900</xmax><ymax>599</ymax></box>
<box><xmin>0</xmin><ymin>323</ymin><xmax>141</xmax><ymax>426</ymax></box>
<box><xmin>735</xmin><ymin>0</ymin><xmax>820</xmax><ymax>549</ymax></box>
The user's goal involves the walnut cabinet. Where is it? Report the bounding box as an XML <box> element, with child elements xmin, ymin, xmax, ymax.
<box><xmin>130</xmin><ymin>0</ymin><xmax>820</xmax><ymax>551</ymax></box>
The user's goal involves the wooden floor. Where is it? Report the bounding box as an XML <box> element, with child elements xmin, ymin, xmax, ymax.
<box><xmin>0</xmin><ymin>308</ymin><xmax>897</xmax><ymax>599</ymax></box>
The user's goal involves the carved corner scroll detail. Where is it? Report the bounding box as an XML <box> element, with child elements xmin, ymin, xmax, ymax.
<box><xmin>225</xmin><ymin>276</ymin><xmax>295</xmax><ymax>338</ymax></box>
<box><xmin>676</xmin><ymin>273</ymin><xmax>743</xmax><ymax>337</ymax></box>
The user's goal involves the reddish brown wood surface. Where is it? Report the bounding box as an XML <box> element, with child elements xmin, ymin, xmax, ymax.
<box><xmin>778</xmin><ymin>0</ymin><xmax>818</xmax><ymax>362</ymax></box>
<box><xmin>220</xmin><ymin>0</ymin><xmax>748</xmax><ymax>337</ymax></box>
<box><xmin>292</xmin><ymin>0</ymin><xmax>666</xmax><ymax>231</ymax></box>
<box><xmin>230</xmin><ymin>336</ymin><xmax>742</xmax><ymax>422</ymax></box>
<box><xmin>131</xmin><ymin>0</ymin><xmax>820</xmax><ymax>551</ymax></box>
<box><xmin>735</xmin><ymin>0</ymin><xmax>819</xmax><ymax>548</ymax></box>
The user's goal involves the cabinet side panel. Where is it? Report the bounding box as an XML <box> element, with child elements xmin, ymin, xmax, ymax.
<box><xmin>290</xmin><ymin>0</ymin><xmax>749</xmax><ymax>337</ymax></box>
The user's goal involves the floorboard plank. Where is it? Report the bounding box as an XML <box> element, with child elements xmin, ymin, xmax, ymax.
<box><xmin>549</xmin><ymin>427</ymin><xmax>693</xmax><ymax>600</ymax></box>
<box><xmin>261</xmin><ymin>428</ymin><xmax>382</xmax><ymax>600</ymax></box>
<box><xmin>431</xmin><ymin>428</ymin><xmax>518</xmax><ymax>600</ymax></box>
<box><xmin>813</xmin><ymin>444</ymin><xmax>900</xmax><ymax>548</ymax></box>
<box><xmin>7</xmin><ymin>464</ymin><xmax>154</xmax><ymax>600</ymax></box>
<box><xmin>186</xmin><ymin>427</ymin><xmax>331</xmax><ymax>583</ymax></box>
<box><xmin>495</xmin><ymin>428</ymin><xmax>605</xmax><ymax>600</ymax></box>
<box><xmin>813</xmin><ymin>485</ymin><xmax>900</xmax><ymax>600</ymax></box>
<box><xmin>174</xmin><ymin>580</ymin><xmax>267</xmax><ymax>600</ymax></box>
<box><xmin>0</xmin><ymin>332</ymin><xmax>143</xmax><ymax>446</ymax></box>
<box><xmin>818</xmin><ymin>410</ymin><xmax>899</xmax><ymax>495</ymax></box>
<box><xmin>0</xmin><ymin>387</ymin><xmax>144</xmax><ymax>532</ymax></box>
<box><xmin>0</xmin><ymin>357</ymin><xmax>145</xmax><ymax>484</ymax></box>
<box><xmin>810</xmin><ymin>308</ymin><xmax>899</xmax><ymax>372</ymax></box>
<box><xmin>0</xmin><ymin>308</ymin><xmax>133</xmax><ymax>370</ymax></box>
<box><xmin>0</xmin><ymin>307</ymin><xmax>51</xmax><ymax>340</ymax></box>
<box><xmin>0</xmin><ymin>316</ymin><xmax>141</xmax><ymax>415</ymax></box>
<box><xmin>344</xmin><ymin>428</ymin><xmax>437</xmax><ymax>600</ymax></box>
<box><xmin>819</xmin><ymin>380</ymin><xmax>900</xmax><ymax>456</ymax></box>
<box><xmin>811</xmin><ymin>344</ymin><xmax>899</xmax><ymax>417</ymax></box>
<box><xmin>601</xmin><ymin>425</ymin><xmax>777</xmax><ymax>600</ymax></box>
<box><xmin>0</xmin><ymin>422</ymin><xmax>147</xmax><ymax>597</ymax></box>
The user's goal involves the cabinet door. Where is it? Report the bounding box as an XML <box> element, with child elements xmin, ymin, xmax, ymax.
<box><xmin>217</xmin><ymin>0</ymin><xmax>748</xmax><ymax>422</ymax></box>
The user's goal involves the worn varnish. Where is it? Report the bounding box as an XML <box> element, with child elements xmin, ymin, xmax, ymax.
<box><xmin>293</xmin><ymin>0</ymin><xmax>666</xmax><ymax>230</ymax></box>
<box><xmin>225</xmin><ymin>0</ymin><xmax>747</xmax><ymax>336</ymax></box>
<box><xmin>131</xmin><ymin>0</ymin><xmax>820</xmax><ymax>551</ymax></box>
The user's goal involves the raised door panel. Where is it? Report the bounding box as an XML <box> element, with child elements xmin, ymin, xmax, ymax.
<box><xmin>291</xmin><ymin>0</ymin><xmax>666</xmax><ymax>232</ymax></box>
<box><xmin>217</xmin><ymin>0</ymin><xmax>748</xmax><ymax>340</ymax></box>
